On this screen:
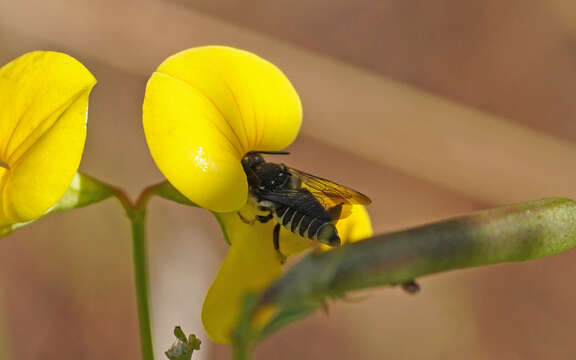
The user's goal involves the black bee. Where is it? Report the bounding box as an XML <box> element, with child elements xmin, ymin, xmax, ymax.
<box><xmin>240</xmin><ymin>151</ymin><xmax>371</xmax><ymax>262</ymax></box>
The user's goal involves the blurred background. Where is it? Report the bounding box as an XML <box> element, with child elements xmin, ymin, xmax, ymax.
<box><xmin>2</xmin><ymin>0</ymin><xmax>576</xmax><ymax>359</ymax></box>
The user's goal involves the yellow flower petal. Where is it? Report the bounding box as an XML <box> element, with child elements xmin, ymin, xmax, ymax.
<box><xmin>202</xmin><ymin>214</ymin><xmax>283</xmax><ymax>344</ymax></box>
<box><xmin>202</xmin><ymin>204</ymin><xmax>308</xmax><ymax>343</ymax></box>
<box><xmin>143</xmin><ymin>46</ymin><xmax>302</xmax><ymax>212</ymax></box>
<box><xmin>0</xmin><ymin>167</ymin><xmax>6</xmax><ymax>184</ymax></box>
<box><xmin>0</xmin><ymin>51</ymin><xmax>96</xmax><ymax>227</ymax></box>
<box><xmin>203</xmin><ymin>205</ymin><xmax>372</xmax><ymax>344</ymax></box>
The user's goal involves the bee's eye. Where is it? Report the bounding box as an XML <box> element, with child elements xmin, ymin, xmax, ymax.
<box><xmin>258</xmin><ymin>185</ymin><xmax>265</xmax><ymax>190</ymax></box>
<box><xmin>279</xmin><ymin>173</ymin><xmax>284</xmax><ymax>177</ymax></box>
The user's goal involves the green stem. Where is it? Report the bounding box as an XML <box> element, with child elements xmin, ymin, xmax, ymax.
<box><xmin>108</xmin><ymin>182</ymin><xmax>166</xmax><ymax>360</ymax></box>
<box><xmin>77</xmin><ymin>179</ymin><xmax>190</xmax><ymax>360</ymax></box>
<box><xmin>233</xmin><ymin>344</ymin><xmax>250</xmax><ymax>360</ymax></box>
<box><xmin>130</xmin><ymin>207</ymin><xmax>154</xmax><ymax>360</ymax></box>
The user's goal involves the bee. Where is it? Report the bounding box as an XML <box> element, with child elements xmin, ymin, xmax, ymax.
<box><xmin>240</xmin><ymin>151</ymin><xmax>371</xmax><ymax>262</ymax></box>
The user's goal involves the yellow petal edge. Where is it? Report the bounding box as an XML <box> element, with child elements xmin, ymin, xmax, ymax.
<box><xmin>143</xmin><ymin>46</ymin><xmax>302</xmax><ymax>212</ymax></box>
<box><xmin>0</xmin><ymin>51</ymin><xmax>96</xmax><ymax>228</ymax></box>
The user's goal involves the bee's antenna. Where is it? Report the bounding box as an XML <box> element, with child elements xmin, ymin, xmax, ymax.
<box><xmin>255</xmin><ymin>151</ymin><xmax>290</xmax><ymax>155</ymax></box>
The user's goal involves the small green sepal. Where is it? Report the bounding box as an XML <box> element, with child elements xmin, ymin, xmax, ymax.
<box><xmin>50</xmin><ymin>173</ymin><xmax>115</xmax><ymax>212</ymax></box>
<box><xmin>0</xmin><ymin>172</ymin><xmax>115</xmax><ymax>238</ymax></box>
<box><xmin>152</xmin><ymin>182</ymin><xmax>196</xmax><ymax>207</ymax></box>
<box><xmin>165</xmin><ymin>326</ymin><xmax>201</xmax><ymax>360</ymax></box>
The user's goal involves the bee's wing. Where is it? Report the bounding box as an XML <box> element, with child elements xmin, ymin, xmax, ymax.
<box><xmin>259</xmin><ymin>189</ymin><xmax>332</xmax><ymax>220</ymax></box>
<box><xmin>286</xmin><ymin>167</ymin><xmax>372</xmax><ymax>206</ymax></box>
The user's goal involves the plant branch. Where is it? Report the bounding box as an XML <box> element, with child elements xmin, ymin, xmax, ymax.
<box><xmin>232</xmin><ymin>197</ymin><xmax>576</xmax><ymax>355</ymax></box>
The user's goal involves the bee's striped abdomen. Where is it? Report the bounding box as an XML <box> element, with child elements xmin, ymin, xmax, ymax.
<box><xmin>274</xmin><ymin>205</ymin><xmax>340</xmax><ymax>246</ymax></box>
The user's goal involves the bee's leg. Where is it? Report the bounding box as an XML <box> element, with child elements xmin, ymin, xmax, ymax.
<box><xmin>401</xmin><ymin>280</ymin><xmax>420</xmax><ymax>294</ymax></box>
<box><xmin>273</xmin><ymin>223</ymin><xmax>281</xmax><ymax>250</ymax></box>
<box><xmin>327</xmin><ymin>203</ymin><xmax>344</xmax><ymax>220</ymax></box>
<box><xmin>273</xmin><ymin>223</ymin><xmax>287</xmax><ymax>264</ymax></box>
<box><xmin>256</xmin><ymin>213</ymin><xmax>274</xmax><ymax>223</ymax></box>
<box><xmin>237</xmin><ymin>212</ymin><xmax>256</xmax><ymax>225</ymax></box>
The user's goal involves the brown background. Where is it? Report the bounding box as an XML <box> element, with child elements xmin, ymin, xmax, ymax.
<box><xmin>1</xmin><ymin>0</ymin><xmax>576</xmax><ymax>359</ymax></box>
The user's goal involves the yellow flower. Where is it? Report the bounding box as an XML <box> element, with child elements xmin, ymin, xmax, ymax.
<box><xmin>143</xmin><ymin>46</ymin><xmax>302</xmax><ymax>213</ymax></box>
<box><xmin>0</xmin><ymin>51</ymin><xmax>96</xmax><ymax>230</ymax></box>
<box><xmin>143</xmin><ymin>46</ymin><xmax>372</xmax><ymax>343</ymax></box>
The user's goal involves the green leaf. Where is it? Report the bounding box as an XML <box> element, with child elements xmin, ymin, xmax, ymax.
<box><xmin>232</xmin><ymin>197</ymin><xmax>576</xmax><ymax>355</ymax></box>
<box><xmin>0</xmin><ymin>172</ymin><xmax>114</xmax><ymax>237</ymax></box>
<box><xmin>165</xmin><ymin>326</ymin><xmax>201</xmax><ymax>360</ymax></box>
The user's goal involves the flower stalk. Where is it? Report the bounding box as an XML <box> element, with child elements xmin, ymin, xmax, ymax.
<box><xmin>109</xmin><ymin>180</ymin><xmax>197</xmax><ymax>360</ymax></box>
<box><xmin>107</xmin><ymin>182</ymin><xmax>169</xmax><ymax>360</ymax></box>
<box><xmin>129</xmin><ymin>207</ymin><xmax>154</xmax><ymax>360</ymax></box>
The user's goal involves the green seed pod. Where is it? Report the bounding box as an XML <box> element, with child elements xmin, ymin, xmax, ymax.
<box><xmin>260</xmin><ymin>197</ymin><xmax>576</xmax><ymax>315</ymax></box>
<box><xmin>233</xmin><ymin>198</ymin><xmax>576</xmax><ymax>353</ymax></box>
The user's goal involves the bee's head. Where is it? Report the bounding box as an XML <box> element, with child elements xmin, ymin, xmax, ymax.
<box><xmin>241</xmin><ymin>151</ymin><xmax>291</xmax><ymax>191</ymax></box>
<box><xmin>241</xmin><ymin>152</ymin><xmax>265</xmax><ymax>188</ymax></box>
<box><xmin>241</xmin><ymin>152</ymin><xmax>266</xmax><ymax>171</ymax></box>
